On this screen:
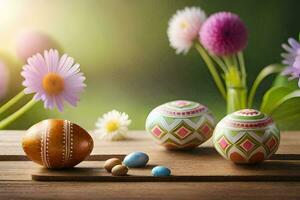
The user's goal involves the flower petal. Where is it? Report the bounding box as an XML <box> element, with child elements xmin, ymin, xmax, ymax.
<box><xmin>21</xmin><ymin>49</ymin><xmax>85</xmax><ymax>111</ymax></box>
<box><xmin>288</xmin><ymin>38</ymin><xmax>300</xmax><ymax>50</ymax></box>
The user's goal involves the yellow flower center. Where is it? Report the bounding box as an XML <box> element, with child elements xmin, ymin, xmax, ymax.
<box><xmin>180</xmin><ymin>21</ymin><xmax>189</xmax><ymax>29</ymax></box>
<box><xmin>106</xmin><ymin>120</ymin><xmax>120</xmax><ymax>133</ymax></box>
<box><xmin>42</xmin><ymin>73</ymin><xmax>64</xmax><ymax>95</ymax></box>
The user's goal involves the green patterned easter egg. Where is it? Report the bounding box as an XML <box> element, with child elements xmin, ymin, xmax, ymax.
<box><xmin>213</xmin><ymin>109</ymin><xmax>280</xmax><ymax>164</ymax></box>
<box><xmin>145</xmin><ymin>100</ymin><xmax>215</xmax><ymax>150</ymax></box>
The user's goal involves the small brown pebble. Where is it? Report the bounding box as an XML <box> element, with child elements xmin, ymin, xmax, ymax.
<box><xmin>111</xmin><ymin>165</ymin><xmax>128</xmax><ymax>176</ymax></box>
<box><xmin>104</xmin><ymin>158</ymin><xmax>122</xmax><ymax>172</ymax></box>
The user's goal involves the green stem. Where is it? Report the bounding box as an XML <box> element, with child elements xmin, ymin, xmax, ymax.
<box><xmin>237</xmin><ymin>52</ymin><xmax>246</xmax><ymax>85</ymax></box>
<box><xmin>210</xmin><ymin>55</ymin><xmax>228</xmax><ymax>73</ymax></box>
<box><xmin>195</xmin><ymin>43</ymin><xmax>227</xmax><ymax>100</ymax></box>
<box><xmin>232</xmin><ymin>55</ymin><xmax>238</xmax><ymax>69</ymax></box>
<box><xmin>223</xmin><ymin>56</ymin><xmax>232</xmax><ymax>68</ymax></box>
<box><xmin>224</xmin><ymin>56</ymin><xmax>238</xmax><ymax>71</ymax></box>
<box><xmin>0</xmin><ymin>91</ymin><xmax>26</xmax><ymax>114</ymax></box>
<box><xmin>0</xmin><ymin>99</ymin><xmax>37</xmax><ymax>129</ymax></box>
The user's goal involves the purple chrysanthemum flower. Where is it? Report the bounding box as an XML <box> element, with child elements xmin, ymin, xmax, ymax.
<box><xmin>199</xmin><ymin>12</ymin><xmax>248</xmax><ymax>56</ymax></box>
<box><xmin>281</xmin><ymin>38</ymin><xmax>300</xmax><ymax>81</ymax></box>
<box><xmin>21</xmin><ymin>49</ymin><xmax>86</xmax><ymax>111</ymax></box>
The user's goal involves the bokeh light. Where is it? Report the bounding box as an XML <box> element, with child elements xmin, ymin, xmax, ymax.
<box><xmin>0</xmin><ymin>0</ymin><xmax>299</xmax><ymax>130</ymax></box>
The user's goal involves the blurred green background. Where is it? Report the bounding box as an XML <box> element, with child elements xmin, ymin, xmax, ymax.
<box><xmin>0</xmin><ymin>0</ymin><xmax>299</xmax><ymax>130</ymax></box>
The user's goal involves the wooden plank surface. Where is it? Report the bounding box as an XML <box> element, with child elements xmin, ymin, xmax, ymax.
<box><xmin>0</xmin><ymin>181</ymin><xmax>300</xmax><ymax>200</ymax></box>
<box><xmin>31</xmin><ymin>151</ymin><xmax>300</xmax><ymax>182</ymax></box>
<box><xmin>0</xmin><ymin>181</ymin><xmax>299</xmax><ymax>200</ymax></box>
<box><xmin>0</xmin><ymin>130</ymin><xmax>299</xmax><ymax>199</ymax></box>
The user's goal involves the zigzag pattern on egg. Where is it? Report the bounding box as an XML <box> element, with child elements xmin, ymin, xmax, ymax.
<box><xmin>149</xmin><ymin>114</ymin><xmax>214</xmax><ymax>145</ymax></box>
<box><xmin>146</xmin><ymin>100</ymin><xmax>216</xmax><ymax>150</ymax></box>
<box><xmin>213</xmin><ymin>109</ymin><xmax>280</xmax><ymax>164</ymax></box>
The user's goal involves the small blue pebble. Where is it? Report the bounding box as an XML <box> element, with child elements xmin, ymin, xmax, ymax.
<box><xmin>123</xmin><ymin>152</ymin><xmax>149</xmax><ymax>168</ymax></box>
<box><xmin>152</xmin><ymin>166</ymin><xmax>171</xmax><ymax>177</ymax></box>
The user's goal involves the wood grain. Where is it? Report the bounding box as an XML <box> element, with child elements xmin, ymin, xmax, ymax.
<box><xmin>0</xmin><ymin>131</ymin><xmax>299</xmax><ymax>199</ymax></box>
<box><xmin>0</xmin><ymin>181</ymin><xmax>299</xmax><ymax>200</ymax></box>
<box><xmin>0</xmin><ymin>154</ymin><xmax>126</xmax><ymax>161</ymax></box>
<box><xmin>32</xmin><ymin>172</ymin><xmax>300</xmax><ymax>182</ymax></box>
<box><xmin>31</xmin><ymin>150</ymin><xmax>300</xmax><ymax>182</ymax></box>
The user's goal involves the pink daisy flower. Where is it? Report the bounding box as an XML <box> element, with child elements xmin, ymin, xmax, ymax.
<box><xmin>21</xmin><ymin>49</ymin><xmax>86</xmax><ymax>111</ymax></box>
<box><xmin>199</xmin><ymin>12</ymin><xmax>248</xmax><ymax>56</ymax></box>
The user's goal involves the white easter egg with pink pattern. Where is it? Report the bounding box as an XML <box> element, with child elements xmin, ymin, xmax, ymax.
<box><xmin>145</xmin><ymin>100</ymin><xmax>215</xmax><ymax>150</ymax></box>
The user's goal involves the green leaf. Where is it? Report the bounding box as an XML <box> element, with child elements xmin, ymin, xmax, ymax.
<box><xmin>264</xmin><ymin>65</ymin><xmax>300</xmax><ymax>130</ymax></box>
<box><xmin>260</xmin><ymin>86</ymin><xmax>293</xmax><ymax>114</ymax></box>
<box><xmin>272</xmin><ymin>73</ymin><xmax>298</xmax><ymax>90</ymax></box>
<box><xmin>270</xmin><ymin>90</ymin><xmax>300</xmax><ymax>130</ymax></box>
<box><xmin>248</xmin><ymin>64</ymin><xmax>283</xmax><ymax>107</ymax></box>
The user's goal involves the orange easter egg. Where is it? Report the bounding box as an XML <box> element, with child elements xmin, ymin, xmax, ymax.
<box><xmin>22</xmin><ymin>119</ymin><xmax>94</xmax><ymax>169</ymax></box>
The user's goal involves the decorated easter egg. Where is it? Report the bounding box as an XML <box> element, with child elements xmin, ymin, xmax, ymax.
<box><xmin>213</xmin><ymin>109</ymin><xmax>280</xmax><ymax>164</ymax></box>
<box><xmin>145</xmin><ymin>100</ymin><xmax>215</xmax><ymax>150</ymax></box>
<box><xmin>111</xmin><ymin>165</ymin><xmax>128</xmax><ymax>176</ymax></box>
<box><xmin>104</xmin><ymin>158</ymin><xmax>122</xmax><ymax>172</ymax></box>
<box><xmin>22</xmin><ymin>119</ymin><xmax>94</xmax><ymax>169</ymax></box>
<box><xmin>152</xmin><ymin>166</ymin><xmax>171</xmax><ymax>177</ymax></box>
<box><xmin>123</xmin><ymin>152</ymin><xmax>149</xmax><ymax>168</ymax></box>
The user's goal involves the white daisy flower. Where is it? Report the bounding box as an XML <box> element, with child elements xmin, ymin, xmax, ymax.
<box><xmin>167</xmin><ymin>7</ymin><xmax>207</xmax><ymax>54</ymax></box>
<box><xmin>95</xmin><ymin>110</ymin><xmax>131</xmax><ymax>141</ymax></box>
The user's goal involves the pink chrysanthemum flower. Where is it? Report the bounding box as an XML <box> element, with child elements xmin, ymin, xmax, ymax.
<box><xmin>167</xmin><ymin>7</ymin><xmax>206</xmax><ymax>54</ymax></box>
<box><xmin>199</xmin><ymin>12</ymin><xmax>248</xmax><ymax>56</ymax></box>
<box><xmin>21</xmin><ymin>49</ymin><xmax>86</xmax><ymax>111</ymax></box>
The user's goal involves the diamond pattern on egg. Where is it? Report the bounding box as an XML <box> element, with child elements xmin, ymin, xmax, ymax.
<box><xmin>145</xmin><ymin>100</ymin><xmax>216</xmax><ymax>150</ymax></box>
<box><xmin>213</xmin><ymin>109</ymin><xmax>280</xmax><ymax>164</ymax></box>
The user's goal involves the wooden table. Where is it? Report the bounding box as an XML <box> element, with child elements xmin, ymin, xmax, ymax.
<box><xmin>0</xmin><ymin>130</ymin><xmax>299</xmax><ymax>200</ymax></box>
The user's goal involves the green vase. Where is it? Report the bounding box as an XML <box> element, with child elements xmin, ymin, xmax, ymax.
<box><xmin>225</xmin><ymin>66</ymin><xmax>247</xmax><ymax>113</ymax></box>
<box><xmin>226</xmin><ymin>86</ymin><xmax>247</xmax><ymax>113</ymax></box>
